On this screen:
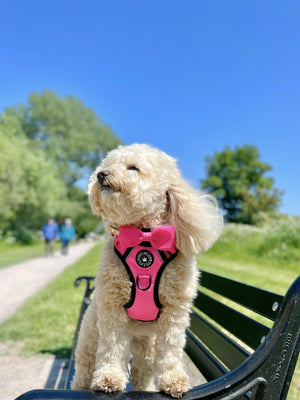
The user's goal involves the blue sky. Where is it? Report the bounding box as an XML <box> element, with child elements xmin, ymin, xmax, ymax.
<box><xmin>1</xmin><ymin>1</ymin><xmax>299</xmax><ymax>215</ymax></box>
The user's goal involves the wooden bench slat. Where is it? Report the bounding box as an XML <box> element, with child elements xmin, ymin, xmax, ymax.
<box><xmin>194</xmin><ymin>291</ymin><xmax>270</xmax><ymax>350</ymax></box>
<box><xmin>185</xmin><ymin>329</ymin><xmax>227</xmax><ymax>382</ymax></box>
<box><xmin>190</xmin><ymin>312</ymin><xmax>250</xmax><ymax>371</ymax></box>
<box><xmin>200</xmin><ymin>270</ymin><xmax>283</xmax><ymax>321</ymax></box>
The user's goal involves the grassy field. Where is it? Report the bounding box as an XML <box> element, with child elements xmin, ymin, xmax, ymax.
<box><xmin>0</xmin><ymin>218</ymin><xmax>299</xmax><ymax>398</ymax></box>
<box><xmin>198</xmin><ymin>217</ymin><xmax>300</xmax><ymax>294</ymax></box>
<box><xmin>0</xmin><ymin>241</ymin><xmax>61</xmax><ymax>269</ymax></box>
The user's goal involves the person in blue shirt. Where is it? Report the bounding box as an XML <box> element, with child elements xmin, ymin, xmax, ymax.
<box><xmin>41</xmin><ymin>218</ymin><xmax>59</xmax><ymax>257</ymax></box>
<box><xmin>60</xmin><ymin>218</ymin><xmax>76</xmax><ymax>255</ymax></box>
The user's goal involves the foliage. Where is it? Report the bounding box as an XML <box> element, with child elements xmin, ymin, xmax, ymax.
<box><xmin>0</xmin><ymin>91</ymin><xmax>121</xmax><ymax>241</ymax></box>
<box><xmin>202</xmin><ymin>216</ymin><xmax>300</xmax><ymax>273</ymax></box>
<box><xmin>201</xmin><ymin>145</ymin><xmax>283</xmax><ymax>225</ymax></box>
<box><xmin>0</xmin><ymin>124</ymin><xmax>67</xmax><ymax>236</ymax></box>
<box><xmin>55</xmin><ymin>186</ymin><xmax>101</xmax><ymax>238</ymax></box>
<box><xmin>256</xmin><ymin>215</ymin><xmax>300</xmax><ymax>261</ymax></box>
<box><xmin>4</xmin><ymin>90</ymin><xmax>121</xmax><ymax>186</ymax></box>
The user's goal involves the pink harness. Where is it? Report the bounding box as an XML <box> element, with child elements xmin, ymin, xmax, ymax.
<box><xmin>114</xmin><ymin>225</ymin><xmax>178</xmax><ymax>322</ymax></box>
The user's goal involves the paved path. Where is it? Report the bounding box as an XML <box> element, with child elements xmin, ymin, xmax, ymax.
<box><xmin>0</xmin><ymin>241</ymin><xmax>96</xmax><ymax>324</ymax></box>
<box><xmin>0</xmin><ymin>241</ymin><xmax>97</xmax><ymax>400</ymax></box>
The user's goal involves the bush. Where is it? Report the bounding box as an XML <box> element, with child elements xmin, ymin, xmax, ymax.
<box><xmin>209</xmin><ymin>216</ymin><xmax>300</xmax><ymax>268</ymax></box>
<box><xmin>13</xmin><ymin>227</ymin><xmax>40</xmax><ymax>245</ymax></box>
<box><xmin>256</xmin><ymin>216</ymin><xmax>300</xmax><ymax>262</ymax></box>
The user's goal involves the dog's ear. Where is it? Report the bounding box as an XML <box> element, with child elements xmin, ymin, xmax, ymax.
<box><xmin>87</xmin><ymin>175</ymin><xmax>102</xmax><ymax>216</ymax></box>
<box><xmin>167</xmin><ymin>170</ymin><xmax>223</xmax><ymax>257</ymax></box>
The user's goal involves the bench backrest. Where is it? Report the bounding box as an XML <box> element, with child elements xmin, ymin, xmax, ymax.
<box><xmin>65</xmin><ymin>272</ymin><xmax>299</xmax><ymax>400</ymax></box>
<box><xmin>186</xmin><ymin>270</ymin><xmax>283</xmax><ymax>382</ymax></box>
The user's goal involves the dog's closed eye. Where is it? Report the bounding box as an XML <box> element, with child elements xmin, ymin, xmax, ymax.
<box><xmin>127</xmin><ymin>165</ymin><xmax>140</xmax><ymax>172</ymax></box>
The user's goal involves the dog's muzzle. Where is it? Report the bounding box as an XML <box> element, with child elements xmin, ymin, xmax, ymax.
<box><xmin>97</xmin><ymin>170</ymin><xmax>112</xmax><ymax>191</ymax></box>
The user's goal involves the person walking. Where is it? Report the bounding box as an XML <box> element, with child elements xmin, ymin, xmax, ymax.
<box><xmin>41</xmin><ymin>217</ymin><xmax>59</xmax><ymax>257</ymax></box>
<box><xmin>60</xmin><ymin>218</ymin><xmax>76</xmax><ymax>255</ymax></box>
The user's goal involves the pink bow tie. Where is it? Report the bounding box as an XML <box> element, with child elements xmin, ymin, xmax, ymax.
<box><xmin>115</xmin><ymin>225</ymin><xmax>177</xmax><ymax>254</ymax></box>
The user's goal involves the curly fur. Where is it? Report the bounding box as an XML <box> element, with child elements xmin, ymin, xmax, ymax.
<box><xmin>71</xmin><ymin>144</ymin><xmax>223</xmax><ymax>397</ymax></box>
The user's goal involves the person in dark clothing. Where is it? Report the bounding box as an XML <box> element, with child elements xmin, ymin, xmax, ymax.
<box><xmin>41</xmin><ymin>218</ymin><xmax>59</xmax><ymax>257</ymax></box>
<box><xmin>60</xmin><ymin>218</ymin><xmax>76</xmax><ymax>255</ymax></box>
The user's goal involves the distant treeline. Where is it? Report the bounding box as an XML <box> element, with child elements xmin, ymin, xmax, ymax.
<box><xmin>0</xmin><ymin>91</ymin><xmax>286</xmax><ymax>244</ymax></box>
<box><xmin>0</xmin><ymin>90</ymin><xmax>121</xmax><ymax>243</ymax></box>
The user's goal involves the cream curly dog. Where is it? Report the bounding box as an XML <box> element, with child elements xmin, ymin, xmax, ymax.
<box><xmin>71</xmin><ymin>144</ymin><xmax>223</xmax><ymax>398</ymax></box>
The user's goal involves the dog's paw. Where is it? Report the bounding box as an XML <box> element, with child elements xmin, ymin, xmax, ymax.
<box><xmin>158</xmin><ymin>371</ymin><xmax>189</xmax><ymax>399</ymax></box>
<box><xmin>91</xmin><ymin>370</ymin><xmax>126</xmax><ymax>393</ymax></box>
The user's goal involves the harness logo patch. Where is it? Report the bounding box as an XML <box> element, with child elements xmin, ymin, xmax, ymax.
<box><xmin>136</xmin><ymin>250</ymin><xmax>154</xmax><ymax>268</ymax></box>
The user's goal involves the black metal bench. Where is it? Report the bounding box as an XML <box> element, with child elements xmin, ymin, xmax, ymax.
<box><xmin>16</xmin><ymin>271</ymin><xmax>300</xmax><ymax>400</ymax></box>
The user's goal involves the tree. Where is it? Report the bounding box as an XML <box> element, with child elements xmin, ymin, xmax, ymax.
<box><xmin>201</xmin><ymin>145</ymin><xmax>283</xmax><ymax>225</ymax></box>
<box><xmin>55</xmin><ymin>186</ymin><xmax>101</xmax><ymax>238</ymax></box>
<box><xmin>0</xmin><ymin>91</ymin><xmax>121</xmax><ymax>241</ymax></box>
<box><xmin>0</xmin><ymin>123</ymin><xmax>67</xmax><ymax>242</ymax></box>
<box><xmin>3</xmin><ymin>90</ymin><xmax>121</xmax><ymax>187</ymax></box>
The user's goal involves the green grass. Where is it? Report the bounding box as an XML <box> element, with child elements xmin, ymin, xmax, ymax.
<box><xmin>198</xmin><ymin>219</ymin><xmax>300</xmax><ymax>294</ymax></box>
<box><xmin>0</xmin><ymin>241</ymin><xmax>61</xmax><ymax>269</ymax></box>
<box><xmin>198</xmin><ymin>253</ymin><xmax>298</xmax><ymax>295</ymax></box>
<box><xmin>0</xmin><ymin>243</ymin><xmax>102</xmax><ymax>357</ymax></box>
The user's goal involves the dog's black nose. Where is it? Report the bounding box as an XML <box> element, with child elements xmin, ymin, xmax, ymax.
<box><xmin>97</xmin><ymin>170</ymin><xmax>110</xmax><ymax>179</ymax></box>
<box><xmin>99</xmin><ymin>170</ymin><xmax>110</xmax><ymax>178</ymax></box>
<box><xmin>97</xmin><ymin>170</ymin><xmax>111</xmax><ymax>184</ymax></box>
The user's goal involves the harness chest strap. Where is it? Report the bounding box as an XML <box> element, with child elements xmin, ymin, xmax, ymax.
<box><xmin>113</xmin><ymin>225</ymin><xmax>178</xmax><ymax>322</ymax></box>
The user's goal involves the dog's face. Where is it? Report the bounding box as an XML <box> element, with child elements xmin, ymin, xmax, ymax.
<box><xmin>88</xmin><ymin>143</ymin><xmax>223</xmax><ymax>256</ymax></box>
<box><xmin>88</xmin><ymin>144</ymin><xmax>176</xmax><ymax>227</ymax></box>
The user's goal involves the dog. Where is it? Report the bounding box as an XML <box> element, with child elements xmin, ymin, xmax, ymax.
<box><xmin>71</xmin><ymin>143</ymin><xmax>223</xmax><ymax>398</ymax></box>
